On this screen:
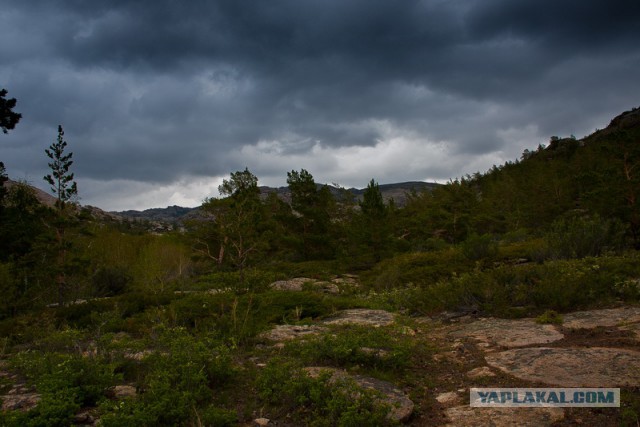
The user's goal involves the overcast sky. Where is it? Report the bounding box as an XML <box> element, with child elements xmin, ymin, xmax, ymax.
<box><xmin>1</xmin><ymin>0</ymin><xmax>639</xmax><ymax>211</ymax></box>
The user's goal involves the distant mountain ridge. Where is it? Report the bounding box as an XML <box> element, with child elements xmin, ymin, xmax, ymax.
<box><xmin>113</xmin><ymin>181</ymin><xmax>439</xmax><ymax>222</ymax></box>
<box><xmin>115</xmin><ymin>205</ymin><xmax>198</xmax><ymax>223</ymax></box>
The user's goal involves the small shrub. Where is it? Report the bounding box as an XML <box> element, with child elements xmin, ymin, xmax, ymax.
<box><xmin>396</xmin><ymin>253</ymin><xmax>640</xmax><ymax>316</ymax></box>
<box><xmin>256</xmin><ymin>359</ymin><xmax>396</xmax><ymax>427</ymax></box>
<box><xmin>536</xmin><ymin>310</ymin><xmax>563</xmax><ymax>325</ymax></box>
<box><xmin>362</xmin><ymin>249</ymin><xmax>471</xmax><ymax>291</ymax></box>
<box><xmin>54</xmin><ymin>299</ymin><xmax>115</xmax><ymax>329</ymax></box>
<box><xmin>544</xmin><ymin>214</ymin><xmax>626</xmax><ymax>259</ymax></box>
<box><xmin>92</xmin><ymin>266</ymin><xmax>131</xmax><ymax>296</ymax></box>
<box><xmin>6</xmin><ymin>351</ymin><xmax>118</xmax><ymax>426</ymax></box>
<box><xmin>199</xmin><ymin>406</ymin><xmax>237</xmax><ymax>426</ymax></box>
<box><xmin>461</xmin><ymin>233</ymin><xmax>499</xmax><ymax>261</ymax></box>
<box><xmin>100</xmin><ymin>327</ymin><xmax>234</xmax><ymax>426</ymax></box>
<box><xmin>115</xmin><ymin>291</ymin><xmax>176</xmax><ymax>318</ymax></box>
<box><xmin>285</xmin><ymin>325</ymin><xmax>412</xmax><ymax>372</ymax></box>
<box><xmin>10</xmin><ymin>351</ymin><xmax>118</xmax><ymax>407</ymax></box>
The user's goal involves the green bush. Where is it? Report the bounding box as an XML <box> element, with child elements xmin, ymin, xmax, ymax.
<box><xmin>544</xmin><ymin>214</ymin><xmax>627</xmax><ymax>259</ymax></box>
<box><xmin>461</xmin><ymin>233</ymin><xmax>499</xmax><ymax>261</ymax></box>
<box><xmin>100</xmin><ymin>327</ymin><xmax>234</xmax><ymax>426</ymax></box>
<box><xmin>92</xmin><ymin>266</ymin><xmax>131</xmax><ymax>296</ymax></box>
<box><xmin>256</xmin><ymin>359</ymin><xmax>396</xmax><ymax>427</ymax></box>
<box><xmin>199</xmin><ymin>406</ymin><xmax>237</xmax><ymax>426</ymax></box>
<box><xmin>401</xmin><ymin>253</ymin><xmax>640</xmax><ymax>316</ymax></box>
<box><xmin>285</xmin><ymin>325</ymin><xmax>412</xmax><ymax>372</ymax></box>
<box><xmin>362</xmin><ymin>249</ymin><xmax>472</xmax><ymax>291</ymax></box>
<box><xmin>10</xmin><ymin>351</ymin><xmax>117</xmax><ymax>407</ymax></box>
<box><xmin>54</xmin><ymin>299</ymin><xmax>115</xmax><ymax>329</ymax></box>
<box><xmin>168</xmin><ymin>290</ymin><xmax>356</xmax><ymax>344</ymax></box>
<box><xmin>4</xmin><ymin>351</ymin><xmax>118</xmax><ymax>426</ymax></box>
<box><xmin>536</xmin><ymin>310</ymin><xmax>563</xmax><ymax>325</ymax></box>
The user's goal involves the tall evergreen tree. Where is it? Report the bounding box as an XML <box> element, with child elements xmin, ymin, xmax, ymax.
<box><xmin>44</xmin><ymin>125</ymin><xmax>78</xmax><ymax>209</ymax></box>
<box><xmin>357</xmin><ymin>179</ymin><xmax>391</xmax><ymax>262</ymax></box>
<box><xmin>43</xmin><ymin>125</ymin><xmax>79</xmax><ymax>305</ymax></box>
<box><xmin>286</xmin><ymin>169</ymin><xmax>333</xmax><ymax>260</ymax></box>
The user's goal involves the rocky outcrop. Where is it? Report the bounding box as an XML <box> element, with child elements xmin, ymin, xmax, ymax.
<box><xmin>259</xmin><ymin>308</ymin><xmax>398</xmax><ymax>343</ymax></box>
<box><xmin>562</xmin><ymin>306</ymin><xmax>640</xmax><ymax>329</ymax></box>
<box><xmin>322</xmin><ymin>309</ymin><xmax>395</xmax><ymax>327</ymax></box>
<box><xmin>485</xmin><ymin>347</ymin><xmax>640</xmax><ymax>387</ymax></box>
<box><xmin>449</xmin><ymin>317</ymin><xmax>564</xmax><ymax>348</ymax></box>
<box><xmin>0</xmin><ymin>368</ymin><xmax>40</xmax><ymax>412</ymax></box>
<box><xmin>1</xmin><ymin>388</ymin><xmax>41</xmax><ymax>412</ymax></box>
<box><xmin>259</xmin><ymin>324</ymin><xmax>328</xmax><ymax>342</ymax></box>
<box><xmin>269</xmin><ymin>275</ymin><xmax>360</xmax><ymax>294</ymax></box>
<box><xmin>445</xmin><ymin>406</ymin><xmax>564</xmax><ymax>427</ymax></box>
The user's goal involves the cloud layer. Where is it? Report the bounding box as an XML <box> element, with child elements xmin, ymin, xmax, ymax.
<box><xmin>2</xmin><ymin>0</ymin><xmax>639</xmax><ymax>210</ymax></box>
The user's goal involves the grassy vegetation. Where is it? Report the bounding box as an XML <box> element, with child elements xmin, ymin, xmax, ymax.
<box><xmin>1</xmin><ymin>240</ymin><xmax>638</xmax><ymax>425</ymax></box>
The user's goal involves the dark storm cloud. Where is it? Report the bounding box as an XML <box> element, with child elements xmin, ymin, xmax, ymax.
<box><xmin>2</xmin><ymin>0</ymin><xmax>639</xmax><ymax>209</ymax></box>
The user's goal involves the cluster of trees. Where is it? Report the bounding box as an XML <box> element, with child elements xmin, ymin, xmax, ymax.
<box><xmin>190</xmin><ymin>168</ymin><xmax>392</xmax><ymax>273</ymax></box>
<box><xmin>187</xmin><ymin>107</ymin><xmax>640</xmax><ymax>272</ymax></box>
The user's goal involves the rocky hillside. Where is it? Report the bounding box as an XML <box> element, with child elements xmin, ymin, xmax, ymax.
<box><xmin>114</xmin><ymin>181</ymin><xmax>439</xmax><ymax>222</ymax></box>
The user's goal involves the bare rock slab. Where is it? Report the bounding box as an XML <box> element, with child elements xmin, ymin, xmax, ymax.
<box><xmin>1</xmin><ymin>390</ymin><xmax>41</xmax><ymax>411</ymax></box>
<box><xmin>322</xmin><ymin>309</ymin><xmax>395</xmax><ymax>327</ymax></box>
<box><xmin>450</xmin><ymin>318</ymin><xmax>564</xmax><ymax>348</ymax></box>
<box><xmin>562</xmin><ymin>306</ymin><xmax>640</xmax><ymax>329</ymax></box>
<box><xmin>270</xmin><ymin>277</ymin><xmax>315</xmax><ymax>292</ymax></box>
<box><xmin>269</xmin><ymin>276</ymin><xmax>358</xmax><ymax>294</ymax></box>
<box><xmin>486</xmin><ymin>347</ymin><xmax>640</xmax><ymax>387</ymax></box>
<box><xmin>111</xmin><ymin>384</ymin><xmax>137</xmax><ymax>399</ymax></box>
<box><xmin>260</xmin><ymin>324</ymin><xmax>328</xmax><ymax>342</ymax></box>
<box><xmin>445</xmin><ymin>406</ymin><xmax>564</xmax><ymax>427</ymax></box>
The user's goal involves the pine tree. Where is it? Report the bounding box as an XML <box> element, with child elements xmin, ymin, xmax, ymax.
<box><xmin>44</xmin><ymin>125</ymin><xmax>78</xmax><ymax>209</ymax></box>
<box><xmin>286</xmin><ymin>169</ymin><xmax>333</xmax><ymax>260</ymax></box>
<box><xmin>357</xmin><ymin>179</ymin><xmax>391</xmax><ymax>262</ymax></box>
<box><xmin>43</xmin><ymin>125</ymin><xmax>79</xmax><ymax>305</ymax></box>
